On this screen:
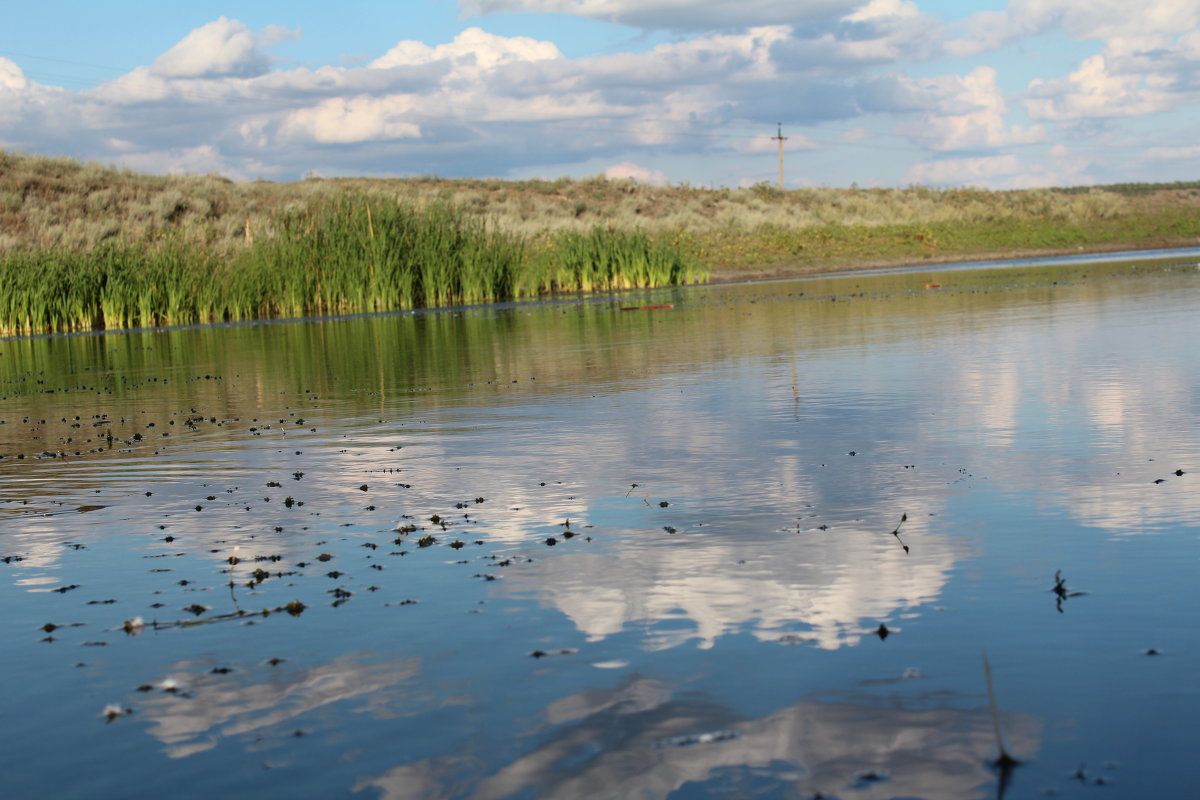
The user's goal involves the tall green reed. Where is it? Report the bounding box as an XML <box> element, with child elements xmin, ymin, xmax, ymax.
<box><xmin>0</xmin><ymin>198</ymin><xmax>702</xmax><ymax>335</ymax></box>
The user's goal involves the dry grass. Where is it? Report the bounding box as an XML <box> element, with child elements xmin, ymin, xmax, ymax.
<box><xmin>3</xmin><ymin>149</ymin><xmax>1199</xmax><ymax>273</ymax></box>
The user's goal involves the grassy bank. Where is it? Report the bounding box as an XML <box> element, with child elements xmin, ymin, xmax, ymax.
<box><xmin>2</xmin><ymin>149</ymin><xmax>1198</xmax><ymax>332</ymax></box>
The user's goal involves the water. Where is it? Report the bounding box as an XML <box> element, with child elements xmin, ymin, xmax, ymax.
<box><xmin>2</xmin><ymin>254</ymin><xmax>1198</xmax><ymax>799</ymax></box>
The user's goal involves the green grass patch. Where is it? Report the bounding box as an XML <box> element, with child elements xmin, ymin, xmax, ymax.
<box><xmin>0</xmin><ymin>198</ymin><xmax>704</xmax><ymax>335</ymax></box>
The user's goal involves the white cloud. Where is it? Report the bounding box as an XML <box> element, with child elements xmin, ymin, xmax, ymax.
<box><xmin>1010</xmin><ymin>0</ymin><xmax>1200</xmax><ymax>45</ymax></box>
<box><xmin>1141</xmin><ymin>145</ymin><xmax>1200</xmax><ymax>161</ymax></box>
<box><xmin>948</xmin><ymin>0</ymin><xmax>1200</xmax><ymax>57</ymax></box>
<box><xmin>577</xmin><ymin>26</ymin><xmax>789</xmax><ymax>87</ymax></box>
<box><xmin>893</xmin><ymin>66</ymin><xmax>1045</xmax><ymax>151</ymax></box>
<box><xmin>904</xmin><ymin>146</ymin><xmax>1094</xmax><ymax>188</ymax></box>
<box><xmin>904</xmin><ymin>154</ymin><xmax>1020</xmax><ymax>185</ymax></box>
<box><xmin>371</xmin><ymin>27</ymin><xmax>561</xmax><ymax>73</ymax></box>
<box><xmin>279</xmin><ymin>95</ymin><xmax>422</xmax><ymax>144</ymax></box>
<box><xmin>2</xmin><ymin>7</ymin><xmax>1196</xmax><ymax>187</ymax></box>
<box><xmin>0</xmin><ymin>57</ymin><xmax>28</xmax><ymax>90</ymax></box>
<box><xmin>151</xmin><ymin>17</ymin><xmax>281</xmax><ymax>79</ymax></box>
<box><xmin>737</xmin><ymin>132</ymin><xmax>819</xmax><ymax>153</ymax></box>
<box><xmin>844</xmin><ymin>0</ymin><xmax>917</xmax><ymax>23</ymax></box>
<box><xmin>458</xmin><ymin>0</ymin><xmax>859</xmax><ymax>30</ymax></box>
<box><xmin>604</xmin><ymin>161</ymin><xmax>668</xmax><ymax>184</ymax></box>
<box><xmin>115</xmin><ymin>145</ymin><xmax>277</xmax><ymax>181</ymax></box>
<box><xmin>1025</xmin><ymin>54</ymin><xmax>1180</xmax><ymax>121</ymax></box>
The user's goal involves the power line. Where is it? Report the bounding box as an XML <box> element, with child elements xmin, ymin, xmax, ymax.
<box><xmin>0</xmin><ymin>48</ymin><xmax>130</xmax><ymax>74</ymax></box>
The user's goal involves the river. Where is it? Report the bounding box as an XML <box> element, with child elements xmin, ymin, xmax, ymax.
<box><xmin>2</xmin><ymin>250</ymin><xmax>1198</xmax><ymax>799</ymax></box>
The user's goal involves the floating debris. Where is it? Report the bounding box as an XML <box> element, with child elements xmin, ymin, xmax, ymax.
<box><xmin>1052</xmin><ymin>570</ymin><xmax>1087</xmax><ymax>612</ymax></box>
<box><xmin>529</xmin><ymin>648</ymin><xmax>578</xmax><ymax>659</ymax></box>
<box><xmin>102</xmin><ymin>704</ymin><xmax>131</xmax><ymax>723</ymax></box>
<box><xmin>654</xmin><ymin>729</ymin><xmax>741</xmax><ymax>748</ymax></box>
<box><xmin>854</xmin><ymin>769</ymin><xmax>888</xmax><ymax>785</ymax></box>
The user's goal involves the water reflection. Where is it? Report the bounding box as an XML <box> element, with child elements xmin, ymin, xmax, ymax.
<box><xmin>2</xmin><ymin>256</ymin><xmax>1198</xmax><ymax>800</ymax></box>
<box><xmin>358</xmin><ymin>674</ymin><xmax>1041</xmax><ymax>800</ymax></box>
<box><xmin>139</xmin><ymin>654</ymin><xmax>421</xmax><ymax>759</ymax></box>
<box><xmin>496</xmin><ymin>533</ymin><xmax>962</xmax><ymax>650</ymax></box>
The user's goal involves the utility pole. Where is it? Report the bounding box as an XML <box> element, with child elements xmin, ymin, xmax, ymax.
<box><xmin>772</xmin><ymin>123</ymin><xmax>787</xmax><ymax>189</ymax></box>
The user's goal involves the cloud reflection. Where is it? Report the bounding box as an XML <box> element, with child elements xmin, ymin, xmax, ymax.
<box><xmin>139</xmin><ymin>654</ymin><xmax>420</xmax><ymax>758</ymax></box>
<box><xmin>496</xmin><ymin>528</ymin><xmax>962</xmax><ymax>651</ymax></box>
<box><xmin>357</xmin><ymin>675</ymin><xmax>1042</xmax><ymax>800</ymax></box>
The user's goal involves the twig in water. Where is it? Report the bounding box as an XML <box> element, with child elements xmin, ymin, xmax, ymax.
<box><xmin>891</xmin><ymin>513</ymin><xmax>909</xmax><ymax>553</ymax></box>
<box><xmin>982</xmin><ymin>651</ymin><xmax>1019</xmax><ymax>770</ymax></box>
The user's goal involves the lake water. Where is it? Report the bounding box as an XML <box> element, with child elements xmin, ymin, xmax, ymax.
<box><xmin>2</xmin><ymin>252</ymin><xmax>1199</xmax><ymax>799</ymax></box>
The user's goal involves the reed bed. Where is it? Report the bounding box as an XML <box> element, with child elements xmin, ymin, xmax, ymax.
<box><xmin>0</xmin><ymin>198</ymin><xmax>705</xmax><ymax>335</ymax></box>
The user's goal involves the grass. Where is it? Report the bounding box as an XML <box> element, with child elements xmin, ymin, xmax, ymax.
<box><xmin>1</xmin><ymin>148</ymin><xmax>1198</xmax><ymax>333</ymax></box>
<box><xmin>0</xmin><ymin>196</ymin><xmax>707</xmax><ymax>334</ymax></box>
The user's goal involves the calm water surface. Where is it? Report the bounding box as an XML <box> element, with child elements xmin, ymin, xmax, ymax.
<box><xmin>2</xmin><ymin>255</ymin><xmax>1198</xmax><ymax>799</ymax></box>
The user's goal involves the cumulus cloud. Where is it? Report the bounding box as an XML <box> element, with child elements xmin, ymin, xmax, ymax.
<box><xmin>905</xmin><ymin>154</ymin><xmax>1021</xmax><ymax>185</ymax></box>
<box><xmin>891</xmin><ymin>66</ymin><xmax>1045</xmax><ymax>151</ymax></box>
<box><xmin>279</xmin><ymin>95</ymin><xmax>422</xmax><ymax>144</ymax></box>
<box><xmin>947</xmin><ymin>0</ymin><xmax>1200</xmax><ymax>57</ymax></box>
<box><xmin>115</xmin><ymin>145</ymin><xmax>277</xmax><ymax>181</ymax></box>
<box><xmin>371</xmin><ymin>27</ymin><xmax>561</xmax><ymax>72</ymax></box>
<box><xmin>1025</xmin><ymin>53</ymin><xmax>1179</xmax><ymax>121</ymax></box>
<box><xmin>151</xmin><ymin>17</ymin><xmax>288</xmax><ymax>79</ymax></box>
<box><xmin>1</xmin><ymin>5</ymin><xmax>1196</xmax><ymax>187</ymax></box>
<box><xmin>905</xmin><ymin>144</ymin><xmax>1093</xmax><ymax>188</ymax></box>
<box><xmin>1141</xmin><ymin>144</ymin><xmax>1200</xmax><ymax>161</ymax></box>
<box><xmin>604</xmin><ymin>161</ymin><xmax>669</xmax><ymax>184</ymax></box>
<box><xmin>458</xmin><ymin>0</ymin><xmax>860</xmax><ymax>30</ymax></box>
<box><xmin>0</xmin><ymin>57</ymin><xmax>28</xmax><ymax>90</ymax></box>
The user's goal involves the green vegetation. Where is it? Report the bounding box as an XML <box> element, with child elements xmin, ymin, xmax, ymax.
<box><xmin>0</xmin><ymin>198</ymin><xmax>703</xmax><ymax>334</ymax></box>
<box><xmin>1</xmin><ymin>148</ymin><xmax>1198</xmax><ymax>334</ymax></box>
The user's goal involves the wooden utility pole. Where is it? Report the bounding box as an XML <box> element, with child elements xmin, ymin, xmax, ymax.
<box><xmin>772</xmin><ymin>123</ymin><xmax>787</xmax><ymax>189</ymax></box>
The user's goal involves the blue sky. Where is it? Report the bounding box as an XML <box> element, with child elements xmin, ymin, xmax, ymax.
<box><xmin>2</xmin><ymin>1</ymin><xmax>1198</xmax><ymax>188</ymax></box>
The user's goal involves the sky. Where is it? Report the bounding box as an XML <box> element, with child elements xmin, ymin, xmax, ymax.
<box><xmin>1</xmin><ymin>1</ymin><xmax>1198</xmax><ymax>188</ymax></box>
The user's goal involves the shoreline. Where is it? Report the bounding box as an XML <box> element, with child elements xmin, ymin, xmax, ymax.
<box><xmin>705</xmin><ymin>237</ymin><xmax>1200</xmax><ymax>284</ymax></box>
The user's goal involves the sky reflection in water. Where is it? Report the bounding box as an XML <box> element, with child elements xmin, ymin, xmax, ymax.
<box><xmin>1</xmin><ymin>256</ymin><xmax>1198</xmax><ymax>799</ymax></box>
